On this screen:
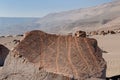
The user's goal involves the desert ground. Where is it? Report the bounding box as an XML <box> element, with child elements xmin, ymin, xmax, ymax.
<box><xmin>91</xmin><ymin>33</ymin><xmax>120</xmax><ymax>77</ymax></box>
<box><xmin>0</xmin><ymin>36</ymin><xmax>22</xmax><ymax>50</ymax></box>
<box><xmin>0</xmin><ymin>33</ymin><xmax>120</xmax><ymax>78</ymax></box>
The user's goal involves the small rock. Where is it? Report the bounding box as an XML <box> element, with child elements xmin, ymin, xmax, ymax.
<box><xmin>75</xmin><ymin>30</ymin><xmax>86</xmax><ymax>37</ymax></box>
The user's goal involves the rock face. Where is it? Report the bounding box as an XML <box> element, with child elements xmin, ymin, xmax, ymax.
<box><xmin>0</xmin><ymin>30</ymin><xmax>106</xmax><ymax>80</ymax></box>
<box><xmin>0</xmin><ymin>44</ymin><xmax>9</xmax><ymax>66</ymax></box>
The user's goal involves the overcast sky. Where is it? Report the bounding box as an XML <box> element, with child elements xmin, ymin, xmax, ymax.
<box><xmin>0</xmin><ymin>0</ymin><xmax>113</xmax><ymax>17</ymax></box>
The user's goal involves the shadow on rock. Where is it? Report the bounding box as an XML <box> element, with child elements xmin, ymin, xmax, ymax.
<box><xmin>0</xmin><ymin>44</ymin><xmax>9</xmax><ymax>66</ymax></box>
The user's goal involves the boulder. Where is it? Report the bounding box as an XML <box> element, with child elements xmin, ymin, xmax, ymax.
<box><xmin>109</xmin><ymin>31</ymin><xmax>116</xmax><ymax>34</ymax></box>
<box><xmin>75</xmin><ymin>30</ymin><xmax>86</xmax><ymax>37</ymax></box>
<box><xmin>0</xmin><ymin>30</ymin><xmax>106</xmax><ymax>80</ymax></box>
<box><xmin>13</xmin><ymin>39</ymin><xmax>20</xmax><ymax>44</ymax></box>
<box><xmin>0</xmin><ymin>44</ymin><xmax>9</xmax><ymax>66</ymax></box>
<box><xmin>99</xmin><ymin>31</ymin><xmax>107</xmax><ymax>36</ymax></box>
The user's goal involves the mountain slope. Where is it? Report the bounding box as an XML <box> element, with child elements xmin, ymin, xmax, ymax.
<box><xmin>37</xmin><ymin>0</ymin><xmax>120</xmax><ymax>34</ymax></box>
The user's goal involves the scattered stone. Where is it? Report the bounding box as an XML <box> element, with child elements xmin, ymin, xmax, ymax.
<box><xmin>109</xmin><ymin>31</ymin><xmax>116</xmax><ymax>34</ymax></box>
<box><xmin>99</xmin><ymin>31</ymin><xmax>107</xmax><ymax>35</ymax></box>
<box><xmin>0</xmin><ymin>36</ymin><xmax>5</xmax><ymax>38</ymax></box>
<box><xmin>13</xmin><ymin>39</ymin><xmax>20</xmax><ymax>44</ymax></box>
<box><xmin>16</xmin><ymin>34</ymin><xmax>23</xmax><ymax>37</ymax></box>
<box><xmin>88</xmin><ymin>29</ymin><xmax>119</xmax><ymax>36</ymax></box>
<box><xmin>7</xmin><ymin>35</ymin><xmax>13</xmax><ymax>37</ymax></box>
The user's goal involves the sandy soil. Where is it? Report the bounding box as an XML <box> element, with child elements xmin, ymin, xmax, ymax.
<box><xmin>0</xmin><ymin>34</ymin><xmax>120</xmax><ymax>77</ymax></box>
<box><xmin>0</xmin><ymin>36</ymin><xmax>22</xmax><ymax>50</ymax></box>
<box><xmin>92</xmin><ymin>33</ymin><xmax>120</xmax><ymax>77</ymax></box>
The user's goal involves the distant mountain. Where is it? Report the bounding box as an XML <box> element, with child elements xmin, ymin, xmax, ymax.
<box><xmin>0</xmin><ymin>0</ymin><xmax>120</xmax><ymax>35</ymax></box>
<box><xmin>37</xmin><ymin>0</ymin><xmax>120</xmax><ymax>34</ymax></box>
<box><xmin>0</xmin><ymin>17</ymin><xmax>41</xmax><ymax>35</ymax></box>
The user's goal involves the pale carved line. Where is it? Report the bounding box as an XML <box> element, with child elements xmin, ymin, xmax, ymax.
<box><xmin>83</xmin><ymin>38</ymin><xmax>100</xmax><ymax>72</ymax></box>
<box><xmin>56</xmin><ymin>36</ymin><xmax>60</xmax><ymax>72</ymax></box>
<box><xmin>74</xmin><ymin>37</ymin><xmax>91</xmax><ymax>73</ymax></box>
<box><xmin>41</xmin><ymin>36</ymin><xmax>55</xmax><ymax>68</ymax></box>
<box><xmin>67</xmin><ymin>36</ymin><xmax>79</xmax><ymax>77</ymax></box>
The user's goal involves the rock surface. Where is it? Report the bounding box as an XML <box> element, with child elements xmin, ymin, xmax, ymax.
<box><xmin>0</xmin><ymin>44</ymin><xmax>9</xmax><ymax>66</ymax></box>
<box><xmin>0</xmin><ymin>30</ymin><xmax>106</xmax><ymax>80</ymax></box>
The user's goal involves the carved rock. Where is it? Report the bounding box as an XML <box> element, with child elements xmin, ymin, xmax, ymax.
<box><xmin>0</xmin><ymin>30</ymin><xmax>106</xmax><ymax>80</ymax></box>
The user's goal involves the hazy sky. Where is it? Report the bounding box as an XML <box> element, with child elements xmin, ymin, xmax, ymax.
<box><xmin>0</xmin><ymin>0</ymin><xmax>113</xmax><ymax>17</ymax></box>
